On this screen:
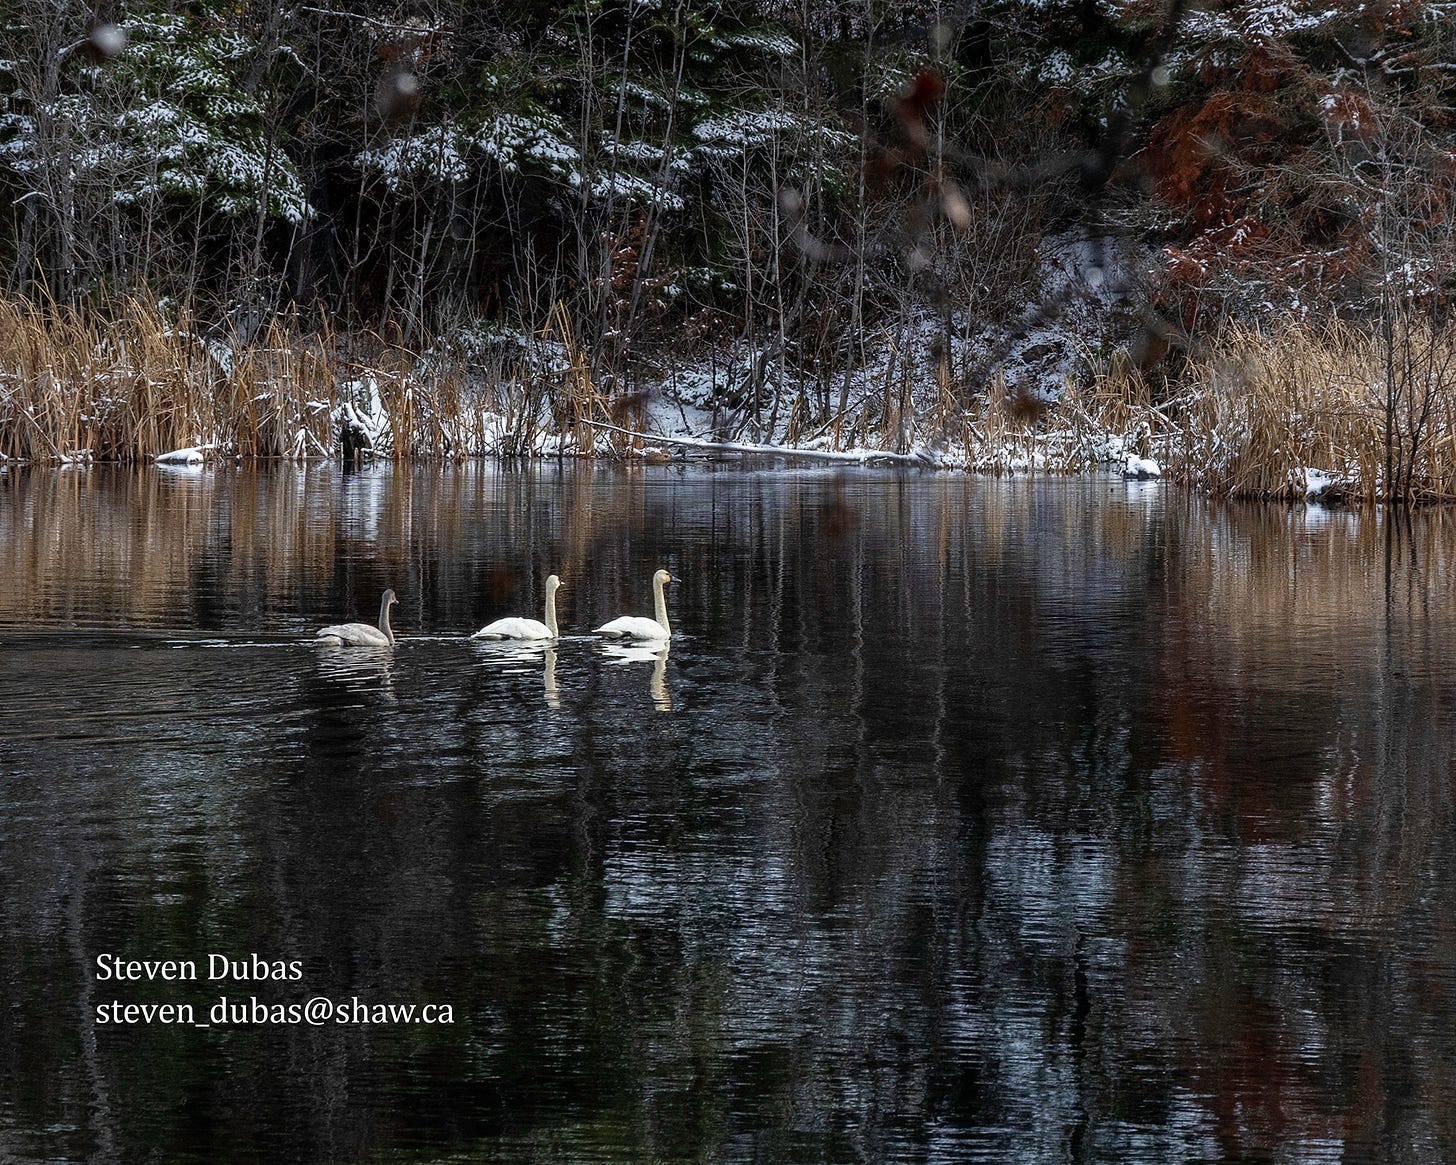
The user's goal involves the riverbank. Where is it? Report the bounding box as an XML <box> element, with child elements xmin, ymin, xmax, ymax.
<box><xmin>2</xmin><ymin>296</ymin><xmax>1453</xmax><ymax>502</ymax></box>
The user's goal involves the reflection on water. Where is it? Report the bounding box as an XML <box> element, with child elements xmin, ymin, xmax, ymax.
<box><xmin>598</xmin><ymin>642</ymin><xmax>672</xmax><ymax>712</ymax></box>
<box><xmin>473</xmin><ymin>639</ymin><xmax>561</xmax><ymax>710</ymax></box>
<box><xmin>543</xmin><ymin>646</ymin><xmax>560</xmax><ymax>711</ymax></box>
<box><xmin>312</xmin><ymin>641</ymin><xmax>396</xmax><ymax>693</ymax></box>
<box><xmin>2</xmin><ymin>464</ymin><xmax>1456</xmax><ymax>1163</ymax></box>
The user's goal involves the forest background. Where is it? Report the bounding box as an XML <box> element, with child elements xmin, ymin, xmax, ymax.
<box><xmin>1</xmin><ymin>0</ymin><xmax>1453</xmax><ymax>499</ymax></box>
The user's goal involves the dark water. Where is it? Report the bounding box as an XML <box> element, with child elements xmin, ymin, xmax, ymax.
<box><xmin>2</xmin><ymin>463</ymin><xmax>1455</xmax><ymax>1163</ymax></box>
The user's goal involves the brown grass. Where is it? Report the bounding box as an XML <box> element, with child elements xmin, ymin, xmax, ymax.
<box><xmin>0</xmin><ymin>295</ymin><xmax>338</xmax><ymax>463</ymax></box>
<box><xmin>0</xmin><ymin>295</ymin><xmax>517</xmax><ymax>464</ymax></box>
<box><xmin>1089</xmin><ymin>318</ymin><xmax>1456</xmax><ymax>502</ymax></box>
<box><xmin>6</xmin><ymin>292</ymin><xmax>1456</xmax><ymax>497</ymax></box>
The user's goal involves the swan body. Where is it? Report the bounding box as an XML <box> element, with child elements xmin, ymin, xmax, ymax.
<box><xmin>317</xmin><ymin>589</ymin><xmax>397</xmax><ymax>647</ymax></box>
<box><xmin>594</xmin><ymin>569</ymin><xmax>673</xmax><ymax>641</ymax></box>
<box><xmin>474</xmin><ymin>575</ymin><xmax>562</xmax><ymax>640</ymax></box>
<box><xmin>473</xmin><ymin>617</ymin><xmax>551</xmax><ymax>640</ymax></box>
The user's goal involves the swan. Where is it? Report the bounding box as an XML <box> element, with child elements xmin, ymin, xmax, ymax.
<box><xmin>472</xmin><ymin>574</ymin><xmax>562</xmax><ymax>640</ymax></box>
<box><xmin>593</xmin><ymin>569</ymin><xmax>673</xmax><ymax>641</ymax></box>
<box><xmin>316</xmin><ymin>589</ymin><xmax>397</xmax><ymax>646</ymax></box>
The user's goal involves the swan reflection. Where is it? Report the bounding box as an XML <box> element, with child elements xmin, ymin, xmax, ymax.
<box><xmin>312</xmin><ymin>642</ymin><xmax>395</xmax><ymax>692</ymax></box>
<box><xmin>544</xmin><ymin>646</ymin><xmax>560</xmax><ymax>710</ymax></box>
<box><xmin>472</xmin><ymin>638</ymin><xmax>561</xmax><ymax>709</ymax></box>
<box><xmin>598</xmin><ymin>642</ymin><xmax>671</xmax><ymax>712</ymax></box>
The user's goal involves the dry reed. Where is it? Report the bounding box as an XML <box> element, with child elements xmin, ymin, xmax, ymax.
<box><xmin>0</xmin><ymin>295</ymin><xmax>335</xmax><ymax>464</ymax></box>
<box><xmin>0</xmin><ymin>294</ymin><xmax>527</xmax><ymax>464</ymax></box>
<box><xmin>1096</xmin><ymin>319</ymin><xmax>1456</xmax><ymax>502</ymax></box>
<box><xmin>6</xmin><ymin>292</ymin><xmax>1455</xmax><ymax>500</ymax></box>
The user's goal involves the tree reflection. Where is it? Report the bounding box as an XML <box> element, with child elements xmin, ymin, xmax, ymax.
<box><xmin>1</xmin><ymin>468</ymin><xmax>1455</xmax><ymax>1160</ymax></box>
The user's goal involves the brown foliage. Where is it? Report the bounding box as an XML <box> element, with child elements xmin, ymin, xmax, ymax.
<box><xmin>1143</xmin><ymin>90</ymin><xmax>1291</xmax><ymax>227</ymax></box>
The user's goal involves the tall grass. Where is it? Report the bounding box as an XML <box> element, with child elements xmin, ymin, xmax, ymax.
<box><xmin>0</xmin><ymin>294</ymin><xmax>643</xmax><ymax>464</ymax></box>
<box><xmin>812</xmin><ymin>313</ymin><xmax>1456</xmax><ymax>501</ymax></box>
<box><xmin>1092</xmin><ymin>319</ymin><xmax>1456</xmax><ymax>502</ymax></box>
<box><xmin>5</xmin><ymin>291</ymin><xmax>1456</xmax><ymax>501</ymax></box>
<box><xmin>0</xmin><ymin>295</ymin><xmax>339</xmax><ymax>463</ymax></box>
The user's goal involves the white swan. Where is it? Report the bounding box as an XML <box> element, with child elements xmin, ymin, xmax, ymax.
<box><xmin>473</xmin><ymin>574</ymin><xmax>562</xmax><ymax>640</ymax></box>
<box><xmin>593</xmin><ymin>569</ymin><xmax>673</xmax><ymax>641</ymax></box>
<box><xmin>316</xmin><ymin>589</ymin><xmax>397</xmax><ymax>646</ymax></box>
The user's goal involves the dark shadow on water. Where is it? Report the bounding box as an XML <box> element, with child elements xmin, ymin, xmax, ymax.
<box><xmin>0</xmin><ymin>465</ymin><xmax>1455</xmax><ymax>1162</ymax></box>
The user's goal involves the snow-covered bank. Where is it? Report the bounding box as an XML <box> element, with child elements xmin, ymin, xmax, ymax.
<box><xmin>5</xmin><ymin>292</ymin><xmax>1453</xmax><ymax>503</ymax></box>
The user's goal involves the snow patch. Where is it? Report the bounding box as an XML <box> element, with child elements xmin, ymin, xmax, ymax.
<box><xmin>155</xmin><ymin>445</ymin><xmax>208</xmax><ymax>465</ymax></box>
<box><xmin>1298</xmin><ymin>467</ymin><xmax>1347</xmax><ymax>501</ymax></box>
<box><xmin>1123</xmin><ymin>454</ymin><xmax>1162</xmax><ymax>479</ymax></box>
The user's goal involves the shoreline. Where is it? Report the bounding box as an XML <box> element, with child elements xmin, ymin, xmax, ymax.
<box><xmin>1</xmin><ymin>300</ymin><xmax>1451</xmax><ymax>503</ymax></box>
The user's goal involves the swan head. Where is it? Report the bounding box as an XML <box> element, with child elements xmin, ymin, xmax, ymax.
<box><xmin>545</xmin><ymin>574</ymin><xmax>562</xmax><ymax>593</ymax></box>
<box><xmin>654</xmin><ymin>569</ymin><xmax>673</xmax><ymax>586</ymax></box>
<box><xmin>383</xmin><ymin>589</ymin><xmax>398</xmax><ymax>607</ymax></box>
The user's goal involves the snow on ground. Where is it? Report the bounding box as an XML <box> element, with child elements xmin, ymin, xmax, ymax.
<box><xmin>366</xmin><ymin>309</ymin><xmax>1161</xmax><ymax>475</ymax></box>
<box><xmin>334</xmin><ymin>377</ymin><xmax>392</xmax><ymax>452</ymax></box>
<box><xmin>306</xmin><ymin>228</ymin><xmax>1186</xmax><ymax>478</ymax></box>
<box><xmin>155</xmin><ymin>445</ymin><xmax>208</xmax><ymax>464</ymax></box>
<box><xmin>1124</xmin><ymin>454</ymin><xmax>1163</xmax><ymax>479</ymax></box>
<box><xmin>1298</xmin><ymin>467</ymin><xmax>1348</xmax><ymax>501</ymax></box>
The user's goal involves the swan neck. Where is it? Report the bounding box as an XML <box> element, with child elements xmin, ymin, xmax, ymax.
<box><xmin>653</xmin><ymin>576</ymin><xmax>671</xmax><ymax>636</ymax></box>
<box><xmin>545</xmin><ymin>586</ymin><xmax>558</xmax><ymax>638</ymax></box>
<box><xmin>378</xmin><ymin>594</ymin><xmax>395</xmax><ymax>644</ymax></box>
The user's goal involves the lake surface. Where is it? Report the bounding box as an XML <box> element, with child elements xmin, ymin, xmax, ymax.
<box><xmin>2</xmin><ymin>463</ymin><xmax>1455</xmax><ymax>1163</ymax></box>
